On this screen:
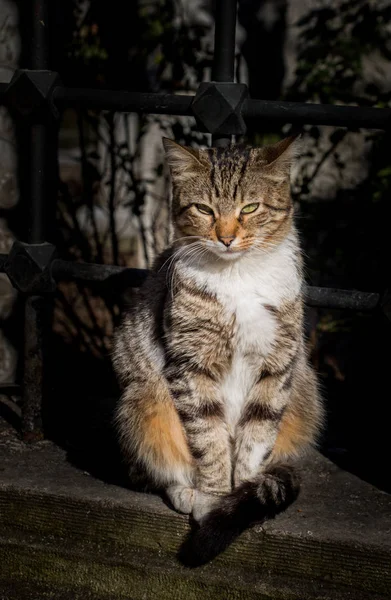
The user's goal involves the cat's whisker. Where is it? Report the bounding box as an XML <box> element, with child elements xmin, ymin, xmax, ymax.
<box><xmin>188</xmin><ymin>246</ymin><xmax>210</xmax><ymax>271</ymax></box>
<box><xmin>173</xmin><ymin>243</ymin><xmax>203</xmax><ymax>267</ymax></box>
<box><xmin>165</xmin><ymin>249</ymin><xmax>188</xmax><ymax>291</ymax></box>
<box><xmin>179</xmin><ymin>245</ymin><xmax>206</xmax><ymax>268</ymax></box>
<box><xmin>159</xmin><ymin>249</ymin><xmax>181</xmax><ymax>274</ymax></box>
<box><xmin>251</xmin><ymin>243</ymin><xmax>284</xmax><ymax>259</ymax></box>
<box><xmin>161</xmin><ymin>241</ymin><xmax>201</xmax><ymax>278</ymax></box>
<box><xmin>171</xmin><ymin>245</ymin><xmax>206</xmax><ymax>296</ymax></box>
<box><xmin>183</xmin><ymin>245</ymin><xmax>210</xmax><ymax>265</ymax></box>
<box><xmin>171</xmin><ymin>235</ymin><xmax>203</xmax><ymax>244</ymax></box>
<box><xmin>252</xmin><ymin>239</ymin><xmax>283</xmax><ymax>251</ymax></box>
<box><xmin>252</xmin><ymin>245</ymin><xmax>276</xmax><ymax>255</ymax></box>
<box><xmin>167</xmin><ymin>242</ymin><xmax>206</xmax><ymax>296</ymax></box>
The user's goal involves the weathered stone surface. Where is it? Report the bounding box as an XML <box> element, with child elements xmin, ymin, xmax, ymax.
<box><xmin>0</xmin><ymin>423</ymin><xmax>390</xmax><ymax>600</ymax></box>
<box><xmin>0</xmin><ymin>0</ymin><xmax>19</xmax><ymax>210</ymax></box>
<box><xmin>0</xmin><ymin>0</ymin><xmax>19</xmax><ymax>401</ymax></box>
<box><xmin>0</xmin><ymin>222</ymin><xmax>17</xmax><ymax>387</ymax></box>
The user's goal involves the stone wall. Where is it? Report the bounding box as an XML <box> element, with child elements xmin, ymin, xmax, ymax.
<box><xmin>0</xmin><ymin>0</ymin><xmax>19</xmax><ymax>386</ymax></box>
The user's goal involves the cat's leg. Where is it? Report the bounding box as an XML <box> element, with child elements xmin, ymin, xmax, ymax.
<box><xmin>233</xmin><ymin>373</ymin><xmax>289</xmax><ymax>487</ymax></box>
<box><xmin>234</xmin><ymin>359</ymin><xmax>322</xmax><ymax>486</ymax></box>
<box><xmin>234</xmin><ymin>301</ymin><xmax>305</xmax><ymax>487</ymax></box>
<box><xmin>167</xmin><ymin>369</ymin><xmax>232</xmax><ymax>520</ymax></box>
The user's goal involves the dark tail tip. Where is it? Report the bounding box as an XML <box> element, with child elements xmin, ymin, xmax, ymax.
<box><xmin>178</xmin><ymin>521</ymin><xmax>234</xmax><ymax>568</ymax></box>
<box><xmin>178</xmin><ymin>464</ymin><xmax>300</xmax><ymax>567</ymax></box>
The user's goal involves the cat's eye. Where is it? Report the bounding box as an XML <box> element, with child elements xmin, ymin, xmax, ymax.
<box><xmin>196</xmin><ymin>203</ymin><xmax>214</xmax><ymax>216</ymax></box>
<box><xmin>241</xmin><ymin>203</ymin><xmax>259</xmax><ymax>215</ymax></box>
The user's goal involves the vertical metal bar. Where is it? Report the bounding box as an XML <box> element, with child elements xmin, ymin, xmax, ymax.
<box><xmin>30</xmin><ymin>0</ymin><xmax>49</xmax><ymax>243</ymax></box>
<box><xmin>32</xmin><ymin>0</ymin><xmax>49</xmax><ymax>70</ymax></box>
<box><xmin>22</xmin><ymin>0</ymin><xmax>51</xmax><ymax>440</ymax></box>
<box><xmin>30</xmin><ymin>125</ymin><xmax>47</xmax><ymax>243</ymax></box>
<box><xmin>211</xmin><ymin>0</ymin><xmax>238</xmax><ymax>147</ymax></box>
<box><xmin>211</xmin><ymin>0</ymin><xmax>237</xmax><ymax>83</ymax></box>
<box><xmin>22</xmin><ymin>296</ymin><xmax>46</xmax><ymax>441</ymax></box>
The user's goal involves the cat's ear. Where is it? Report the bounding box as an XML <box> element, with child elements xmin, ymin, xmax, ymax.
<box><xmin>162</xmin><ymin>138</ymin><xmax>205</xmax><ymax>181</ymax></box>
<box><xmin>258</xmin><ymin>135</ymin><xmax>300</xmax><ymax>181</ymax></box>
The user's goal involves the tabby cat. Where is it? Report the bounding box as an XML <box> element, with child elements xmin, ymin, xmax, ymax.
<box><xmin>113</xmin><ymin>136</ymin><xmax>323</xmax><ymax>564</ymax></box>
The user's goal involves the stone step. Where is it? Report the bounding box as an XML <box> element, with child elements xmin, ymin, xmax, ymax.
<box><xmin>0</xmin><ymin>430</ymin><xmax>390</xmax><ymax>600</ymax></box>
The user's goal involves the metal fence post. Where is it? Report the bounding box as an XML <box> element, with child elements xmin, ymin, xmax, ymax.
<box><xmin>22</xmin><ymin>0</ymin><xmax>53</xmax><ymax>441</ymax></box>
<box><xmin>211</xmin><ymin>0</ymin><xmax>238</xmax><ymax>147</ymax></box>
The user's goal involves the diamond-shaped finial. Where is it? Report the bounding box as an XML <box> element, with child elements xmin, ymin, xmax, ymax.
<box><xmin>4</xmin><ymin>241</ymin><xmax>56</xmax><ymax>294</ymax></box>
<box><xmin>4</xmin><ymin>70</ymin><xmax>61</xmax><ymax>120</ymax></box>
<box><xmin>191</xmin><ymin>82</ymin><xmax>248</xmax><ymax>135</ymax></box>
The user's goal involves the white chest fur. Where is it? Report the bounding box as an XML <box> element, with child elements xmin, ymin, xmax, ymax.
<box><xmin>179</xmin><ymin>237</ymin><xmax>302</xmax><ymax>430</ymax></box>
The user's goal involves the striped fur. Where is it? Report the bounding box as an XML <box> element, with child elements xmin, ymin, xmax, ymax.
<box><xmin>112</xmin><ymin>137</ymin><xmax>324</xmax><ymax>563</ymax></box>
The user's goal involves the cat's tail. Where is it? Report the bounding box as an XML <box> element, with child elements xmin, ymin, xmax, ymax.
<box><xmin>179</xmin><ymin>464</ymin><xmax>300</xmax><ymax>567</ymax></box>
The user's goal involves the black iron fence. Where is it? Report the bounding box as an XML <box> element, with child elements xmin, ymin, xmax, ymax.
<box><xmin>0</xmin><ymin>0</ymin><xmax>390</xmax><ymax>440</ymax></box>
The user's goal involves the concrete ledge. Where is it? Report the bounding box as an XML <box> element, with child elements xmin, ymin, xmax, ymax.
<box><xmin>0</xmin><ymin>431</ymin><xmax>390</xmax><ymax>599</ymax></box>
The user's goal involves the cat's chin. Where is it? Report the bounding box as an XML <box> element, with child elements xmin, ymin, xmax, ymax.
<box><xmin>200</xmin><ymin>242</ymin><xmax>251</xmax><ymax>263</ymax></box>
<box><xmin>217</xmin><ymin>251</ymin><xmax>244</xmax><ymax>261</ymax></box>
<box><xmin>209</xmin><ymin>248</ymin><xmax>247</xmax><ymax>262</ymax></box>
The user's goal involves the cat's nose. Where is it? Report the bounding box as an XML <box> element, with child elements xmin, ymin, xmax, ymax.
<box><xmin>219</xmin><ymin>235</ymin><xmax>235</xmax><ymax>247</ymax></box>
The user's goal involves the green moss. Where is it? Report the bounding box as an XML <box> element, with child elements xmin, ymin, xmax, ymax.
<box><xmin>1</xmin><ymin>543</ymin><xmax>281</xmax><ymax>600</ymax></box>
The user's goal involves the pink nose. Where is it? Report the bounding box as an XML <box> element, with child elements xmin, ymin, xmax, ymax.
<box><xmin>219</xmin><ymin>236</ymin><xmax>235</xmax><ymax>247</ymax></box>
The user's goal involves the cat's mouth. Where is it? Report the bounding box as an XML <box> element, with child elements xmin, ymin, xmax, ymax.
<box><xmin>208</xmin><ymin>243</ymin><xmax>249</xmax><ymax>260</ymax></box>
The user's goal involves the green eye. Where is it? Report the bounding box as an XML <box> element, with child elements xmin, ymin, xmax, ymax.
<box><xmin>241</xmin><ymin>203</ymin><xmax>259</xmax><ymax>214</ymax></box>
<box><xmin>196</xmin><ymin>204</ymin><xmax>214</xmax><ymax>216</ymax></box>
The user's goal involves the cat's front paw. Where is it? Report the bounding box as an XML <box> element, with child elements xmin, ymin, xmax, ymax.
<box><xmin>192</xmin><ymin>491</ymin><xmax>220</xmax><ymax>523</ymax></box>
<box><xmin>166</xmin><ymin>486</ymin><xmax>221</xmax><ymax>522</ymax></box>
<box><xmin>166</xmin><ymin>485</ymin><xmax>195</xmax><ymax>514</ymax></box>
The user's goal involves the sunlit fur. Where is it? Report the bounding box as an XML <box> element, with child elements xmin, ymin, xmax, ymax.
<box><xmin>113</xmin><ymin>137</ymin><xmax>324</xmax><ymax>563</ymax></box>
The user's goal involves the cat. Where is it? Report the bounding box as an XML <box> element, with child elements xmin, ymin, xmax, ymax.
<box><xmin>112</xmin><ymin>136</ymin><xmax>324</xmax><ymax>564</ymax></box>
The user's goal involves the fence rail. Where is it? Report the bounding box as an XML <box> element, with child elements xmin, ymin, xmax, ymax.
<box><xmin>2</xmin><ymin>83</ymin><xmax>391</xmax><ymax>130</ymax></box>
<box><xmin>0</xmin><ymin>0</ymin><xmax>389</xmax><ymax>440</ymax></box>
<box><xmin>0</xmin><ymin>253</ymin><xmax>384</xmax><ymax>311</ymax></box>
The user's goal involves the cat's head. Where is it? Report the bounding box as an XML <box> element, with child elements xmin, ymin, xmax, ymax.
<box><xmin>163</xmin><ymin>137</ymin><xmax>298</xmax><ymax>260</ymax></box>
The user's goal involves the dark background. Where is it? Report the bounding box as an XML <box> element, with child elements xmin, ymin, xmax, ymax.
<box><xmin>3</xmin><ymin>0</ymin><xmax>391</xmax><ymax>492</ymax></box>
